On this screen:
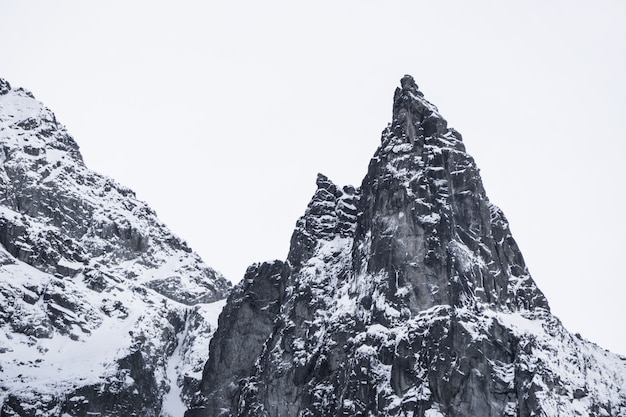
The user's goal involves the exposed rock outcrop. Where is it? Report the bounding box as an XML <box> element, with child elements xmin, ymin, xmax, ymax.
<box><xmin>190</xmin><ymin>76</ymin><xmax>626</xmax><ymax>417</ymax></box>
<box><xmin>0</xmin><ymin>77</ymin><xmax>231</xmax><ymax>416</ymax></box>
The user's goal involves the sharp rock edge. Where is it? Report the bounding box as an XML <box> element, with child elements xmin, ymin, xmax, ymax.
<box><xmin>0</xmin><ymin>77</ymin><xmax>231</xmax><ymax>416</ymax></box>
<box><xmin>189</xmin><ymin>75</ymin><xmax>626</xmax><ymax>417</ymax></box>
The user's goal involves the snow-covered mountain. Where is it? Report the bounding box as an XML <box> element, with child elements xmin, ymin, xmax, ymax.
<box><xmin>2</xmin><ymin>74</ymin><xmax>625</xmax><ymax>417</ymax></box>
<box><xmin>0</xmin><ymin>78</ymin><xmax>231</xmax><ymax>416</ymax></box>
<box><xmin>188</xmin><ymin>76</ymin><xmax>626</xmax><ymax>417</ymax></box>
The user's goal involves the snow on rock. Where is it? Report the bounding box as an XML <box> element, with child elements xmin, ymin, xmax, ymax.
<box><xmin>189</xmin><ymin>76</ymin><xmax>626</xmax><ymax>417</ymax></box>
<box><xmin>0</xmin><ymin>78</ymin><xmax>230</xmax><ymax>416</ymax></box>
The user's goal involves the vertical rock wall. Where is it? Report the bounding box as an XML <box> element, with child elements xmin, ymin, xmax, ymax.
<box><xmin>192</xmin><ymin>77</ymin><xmax>626</xmax><ymax>417</ymax></box>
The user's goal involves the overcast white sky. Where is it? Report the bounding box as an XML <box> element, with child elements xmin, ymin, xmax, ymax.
<box><xmin>2</xmin><ymin>1</ymin><xmax>625</xmax><ymax>355</ymax></box>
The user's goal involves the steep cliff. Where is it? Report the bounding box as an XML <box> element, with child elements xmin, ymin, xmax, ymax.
<box><xmin>191</xmin><ymin>76</ymin><xmax>626</xmax><ymax>417</ymax></box>
<box><xmin>0</xmin><ymin>78</ymin><xmax>231</xmax><ymax>416</ymax></box>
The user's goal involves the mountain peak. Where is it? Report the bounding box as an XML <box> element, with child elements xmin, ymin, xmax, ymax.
<box><xmin>356</xmin><ymin>76</ymin><xmax>550</xmax><ymax>314</ymax></box>
<box><xmin>400</xmin><ymin>74</ymin><xmax>420</xmax><ymax>94</ymax></box>
<box><xmin>391</xmin><ymin>75</ymin><xmax>447</xmax><ymax>144</ymax></box>
<box><xmin>0</xmin><ymin>78</ymin><xmax>11</xmax><ymax>95</ymax></box>
<box><xmin>0</xmin><ymin>77</ymin><xmax>231</xmax><ymax>415</ymax></box>
<box><xmin>0</xmin><ymin>78</ymin><xmax>84</xmax><ymax>164</ymax></box>
<box><xmin>287</xmin><ymin>172</ymin><xmax>358</xmax><ymax>268</ymax></box>
<box><xmin>3</xmin><ymin>75</ymin><xmax>625</xmax><ymax>417</ymax></box>
<box><xmin>190</xmin><ymin>77</ymin><xmax>626</xmax><ymax>417</ymax></box>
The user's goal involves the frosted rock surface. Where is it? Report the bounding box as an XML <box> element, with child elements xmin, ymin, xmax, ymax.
<box><xmin>0</xmin><ymin>78</ymin><xmax>231</xmax><ymax>416</ymax></box>
<box><xmin>191</xmin><ymin>76</ymin><xmax>626</xmax><ymax>417</ymax></box>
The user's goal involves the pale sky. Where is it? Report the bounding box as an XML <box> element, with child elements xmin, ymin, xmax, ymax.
<box><xmin>2</xmin><ymin>1</ymin><xmax>625</xmax><ymax>355</ymax></box>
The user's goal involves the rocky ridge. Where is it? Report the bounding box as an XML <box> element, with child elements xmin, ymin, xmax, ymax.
<box><xmin>0</xmin><ymin>78</ymin><xmax>231</xmax><ymax>416</ymax></box>
<box><xmin>190</xmin><ymin>76</ymin><xmax>626</xmax><ymax>417</ymax></box>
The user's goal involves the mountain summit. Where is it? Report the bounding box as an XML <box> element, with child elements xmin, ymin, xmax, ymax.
<box><xmin>189</xmin><ymin>76</ymin><xmax>626</xmax><ymax>417</ymax></box>
<box><xmin>1</xmin><ymin>75</ymin><xmax>625</xmax><ymax>417</ymax></box>
<box><xmin>0</xmin><ymin>78</ymin><xmax>231</xmax><ymax>416</ymax></box>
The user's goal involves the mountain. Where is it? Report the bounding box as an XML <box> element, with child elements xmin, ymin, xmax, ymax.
<box><xmin>0</xmin><ymin>78</ymin><xmax>231</xmax><ymax>416</ymax></box>
<box><xmin>188</xmin><ymin>76</ymin><xmax>626</xmax><ymax>417</ymax></box>
<box><xmin>2</xmin><ymin>74</ymin><xmax>625</xmax><ymax>417</ymax></box>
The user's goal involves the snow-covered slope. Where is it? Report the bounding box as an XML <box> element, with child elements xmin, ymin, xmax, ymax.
<box><xmin>190</xmin><ymin>76</ymin><xmax>626</xmax><ymax>417</ymax></box>
<box><xmin>0</xmin><ymin>78</ymin><xmax>231</xmax><ymax>416</ymax></box>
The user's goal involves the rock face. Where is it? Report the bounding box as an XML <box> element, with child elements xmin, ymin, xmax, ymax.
<box><xmin>0</xmin><ymin>78</ymin><xmax>231</xmax><ymax>416</ymax></box>
<box><xmin>190</xmin><ymin>76</ymin><xmax>626</xmax><ymax>417</ymax></box>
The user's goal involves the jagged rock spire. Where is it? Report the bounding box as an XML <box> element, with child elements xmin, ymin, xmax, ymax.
<box><xmin>0</xmin><ymin>78</ymin><xmax>11</xmax><ymax>95</ymax></box>
<box><xmin>287</xmin><ymin>173</ymin><xmax>358</xmax><ymax>267</ymax></box>
<box><xmin>356</xmin><ymin>76</ymin><xmax>548</xmax><ymax>314</ymax></box>
<box><xmin>190</xmin><ymin>77</ymin><xmax>616</xmax><ymax>417</ymax></box>
<box><xmin>391</xmin><ymin>74</ymin><xmax>447</xmax><ymax>144</ymax></box>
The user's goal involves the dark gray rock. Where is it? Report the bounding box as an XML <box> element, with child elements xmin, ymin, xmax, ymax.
<box><xmin>192</xmin><ymin>261</ymin><xmax>290</xmax><ymax>416</ymax></box>
<box><xmin>288</xmin><ymin>173</ymin><xmax>358</xmax><ymax>268</ymax></box>
<box><xmin>0</xmin><ymin>78</ymin><xmax>10</xmax><ymax>95</ymax></box>
<box><xmin>354</xmin><ymin>75</ymin><xmax>549</xmax><ymax>314</ymax></box>
<box><xmin>191</xmin><ymin>77</ymin><xmax>626</xmax><ymax>417</ymax></box>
